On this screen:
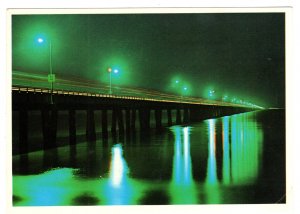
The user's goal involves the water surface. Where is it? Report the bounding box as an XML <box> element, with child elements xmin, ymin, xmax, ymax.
<box><xmin>13</xmin><ymin>110</ymin><xmax>286</xmax><ymax>205</ymax></box>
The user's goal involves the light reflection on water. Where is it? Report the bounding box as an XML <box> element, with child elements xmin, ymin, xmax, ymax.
<box><xmin>13</xmin><ymin>111</ymin><xmax>274</xmax><ymax>206</ymax></box>
<box><xmin>230</xmin><ymin>114</ymin><xmax>263</xmax><ymax>185</ymax></box>
<box><xmin>204</xmin><ymin>119</ymin><xmax>221</xmax><ymax>204</ymax></box>
<box><xmin>222</xmin><ymin>116</ymin><xmax>230</xmax><ymax>185</ymax></box>
<box><xmin>169</xmin><ymin>126</ymin><xmax>197</xmax><ymax>204</ymax></box>
<box><xmin>109</xmin><ymin>144</ymin><xmax>129</xmax><ymax>188</ymax></box>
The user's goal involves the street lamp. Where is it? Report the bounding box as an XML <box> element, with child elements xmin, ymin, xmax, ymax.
<box><xmin>37</xmin><ymin>37</ymin><xmax>54</xmax><ymax>104</ymax></box>
<box><xmin>209</xmin><ymin>89</ymin><xmax>215</xmax><ymax>98</ymax></box>
<box><xmin>108</xmin><ymin>67</ymin><xmax>112</xmax><ymax>94</ymax></box>
<box><xmin>107</xmin><ymin>67</ymin><xmax>119</xmax><ymax>94</ymax></box>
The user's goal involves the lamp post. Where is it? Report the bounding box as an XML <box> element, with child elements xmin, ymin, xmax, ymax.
<box><xmin>37</xmin><ymin>37</ymin><xmax>54</xmax><ymax>104</ymax></box>
<box><xmin>107</xmin><ymin>67</ymin><xmax>119</xmax><ymax>94</ymax></box>
<box><xmin>181</xmin><ymin>86</ymin><xmax>188</xmax><ymax>102</ymax></box>
<box><xmin>108</xmin><ymin>67</ymin><xmax>112</xmax><ymax>94</ymax></box>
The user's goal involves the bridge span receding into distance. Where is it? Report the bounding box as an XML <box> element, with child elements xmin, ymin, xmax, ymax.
<box><xmin>12</xmin><ymin>85</ymin><xmax>260</xmax><ymax>155</ymax></box>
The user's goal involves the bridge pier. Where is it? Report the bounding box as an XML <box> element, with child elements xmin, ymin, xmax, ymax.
<box><xmin>131</xmin><ymin>109</ymin><xmax>136</xmax><ymax>130</ymax></box>
<box><xmin>102</xmin><ymin>109</ymin><xmax>108</xmax><ymax>139</ymax></box>
<box><xmin>167</xmin><ymin>109</ymin><xmax>172</xmax><ymax>126</ymax></box>
<box><xmin>183</xmin><ymin>108</ymin><xmax>190</xmax><ymax>124</ymax></box>
<box><xmin>19</xmin><ymin>109</ymin><xmax>28</xmax><ymax>154</ymax></box>
<box><xmin>155</xmin><ymin>109</ymin><xmax>162</xmax><ymax>129</ymax></box>
<box><xmin>111</xmin><ymin>109</ymin><xmax>117</xmax><ymax>133</ymax></box>
<box><xmin>125</xmin><ymin>109</ymin><xmax>131</xmax><ymax>132</ymax></box>
<box><xmin>176</xmin><ymin>109</ymin><xmax>182</xmax><ymax>124</ymax></box>
<box><xmin>42</xmin><ymin>108</ymin><xmax>58</xmax><ymax>150</ymax></box>
<box><xmin>69</xmin><ymin>109</ymin><xmax>76</xmax><ymax>145</ymax></box>
<box><xmin>139</xmin><ymin>108</ymin><xmax>150</xmax><ymax>130</ymax></box>
<box><xmin>117</xmin><ymin>109</ymin><xmax>125</xmax><ymax>135</ymax></box>
<box><xmin>86</xmin><ymin>109</ymin><xmax>96</xmax><ymax>141</ymax></box>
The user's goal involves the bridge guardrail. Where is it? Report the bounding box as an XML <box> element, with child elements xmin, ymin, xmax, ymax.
<box><xmin>12</xmin><ymin>85</ymin><xmax>252</xmax><ymax>109</ymax></box>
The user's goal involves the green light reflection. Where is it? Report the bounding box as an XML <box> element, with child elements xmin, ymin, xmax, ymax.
<box><xmin>169</xmin><ymin>126</ymin><xmax>198</xmax><ymax>204</ymax></box>
<box><xmin>230</xmin><ymin>114</ymin><xmax>263</xmax><ymax>185</ymax></box>
<box><xmin>204</xmin><ymin>119</ymin><xmax>221</xmax><ymax>203</ymax></box>
<box><xmin>100</xmin><ymin>143</ymin><xmax>145</xmax><ymax>205</ymax></box>
<box><xmin>222</xmin><ymin>116</ymin><xmax>231</xmax><ymax>185</ymax></box>
<box><xmin>13</xmin><ymin>144</ymin><xmax>147</xmax><ymax>206</ymax></box>
<box><xmin>13</xmin><ymin>112</ymin><xmax>264</xmax><ymax>206</ymax></box>
<box><xmin>13</xmin><ymin>168</ymin><xmax>82</xmax><ymax>206</ymax></box>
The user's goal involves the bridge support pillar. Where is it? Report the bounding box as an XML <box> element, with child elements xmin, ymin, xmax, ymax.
<box><xmin>69</xmin><ymin>109</ymin><xmax>76</xmax><ymax>145</ymax></box>
<box><xmin>111</xmin><ymin>109</ymin><xmax>117</xmax><ymax>133</ymax></box>
<box><xmin>117</xmin><ymin>109</ymin><xmax>125</xmax><ymax>135</ymax></box>
<box><xmin>102</xmin><ymin>109</ymin><xmax>108</xmax><ymax>139</ymax></box>
<box><xmin>42</xmin><ymin>108</ymin><xmax>57</xmax><ymax>150</ymax></box>
<box><xmin>139</xmin><ymin>108</ymin><xmax>150</xmax><ymax>130</ymax></box>
<box><xmin>167</xmin><ymin>109</ymin><xmax>172</xmax><ymax>126</ymax></box>
<box><xmin>183</xmin><ymin>108</ymin><xmax>190</xmax><ymax>124</ymax></box>
<box><xmin>86</xmin><ymin>109</ymin><xmax>96</xmax><ymax>141</ymax></box>
<box><xmin>131</xmin><ymin>109</ymin><xmax>136</xmax><ymax>130</ymax></box>
<box><xmin>155</xmin><ymin>109</ymin><xmax>162</xmax><ymax>129</ymax></box>
<box><xmin>125</xmin><ymin>109</ymin><xmax>131</xmax><ymax>132</ymax></box>
<box><xmin>176</xmin><ymin>109</ymin><xmax>182</xmax><ymax>124</ymax></box>
<box><xmin>190</xmin><ymin>106</ymin><xmax>212</xmax><ymax>122</ymax></box>
<box><xmin>189</xmin><ymin>108</ymin><xmax>197</xmax><ymax>122</ymax></box>
<box><xmin>19</xmin><ymin>109</ymin><xmax>28</xmax><ymax>154</ymax></box>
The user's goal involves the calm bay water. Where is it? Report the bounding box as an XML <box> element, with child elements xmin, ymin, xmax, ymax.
<box><xmin>12</xmin><ymin>110</ymin><xmax>285</xmax><ymax>206</ymax></box>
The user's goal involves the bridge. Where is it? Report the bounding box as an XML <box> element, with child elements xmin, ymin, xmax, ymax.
<box><xmin>12</xmin><ymin>70</ymin><xmax>261</xmax><ymax>154</ymax></box>
<box><xmin>12</xmin><ymin>79</ymin><xmax>259</xmax><ymax>156</ymax></box>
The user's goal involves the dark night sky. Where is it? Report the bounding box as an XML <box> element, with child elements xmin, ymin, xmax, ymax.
<box><xmin>12</xmin><ymin>13</ymin><xmax>285</xmax><ymax>108</ymax></box>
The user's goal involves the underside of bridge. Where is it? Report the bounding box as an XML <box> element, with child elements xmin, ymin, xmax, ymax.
<box><xmin>12</xmin><ymin>89</ymin><xmax>255</xmax><ymax>155</ymax></box>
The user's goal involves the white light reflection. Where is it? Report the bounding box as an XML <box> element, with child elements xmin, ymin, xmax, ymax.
<box><xmin>206</xmin><ymin>119</ymin><xmax>217</xmax><ymax>185</ymax></box>
<box><xmin>205</xmin><ymin>119</ymin><xmax>221</xmax><ymax>204</ymax></box>
<box><xmin>169</xmin><ymin>126</ymin><xmax>197</xmax><ymax>204</ymax></box>
<box><xmin>183</xmin><ymin>127</ymin><xmax>191</xmax><ymax>184</ymax></box>
<box><xmin>109</xmin><ymin>144</ymin><xmax>129</xmax><ymax>188</ymax></box>
<box><xmin>100</xmin><ymin>144</ymin><xmax>145</xmax><ymax>205</ymax></box>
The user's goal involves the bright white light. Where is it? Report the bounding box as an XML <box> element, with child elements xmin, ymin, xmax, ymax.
<box><xmin>37</xmin><ymin>38</ymin><xmax>44</xmax><ymax>43</ymax></box>
<box><xmin>206</xmin><ymin>119</ymin><xmax>218</xmax><ymax>185</ymax></box>
<box><xmin>113</xmin><ymin>69</ymin><xmax>119</xmax><ymax>74</ymax></box>
<box><xmin>110</xmin><ymin>144</ymin><xmax>126</xmax><ymax>188</ymax></box>
<box><xmin>183</xmin><ymin>127</ymin><xmax>190</xmax><ymax>182</ymax></box>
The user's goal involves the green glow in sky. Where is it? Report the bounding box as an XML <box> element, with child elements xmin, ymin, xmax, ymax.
<box><xmin>12</xmin><ymin>14</ymin><xmax>286</xmax><ymax>107</ymax></box>
<box><xmin>98</xmin><ymin>56</ymin><xmax>133</xmax><ymax>87</ymax></box>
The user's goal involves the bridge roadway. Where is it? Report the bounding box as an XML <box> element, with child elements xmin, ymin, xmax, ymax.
<box><xmin>12</xmin><ymin>85</ymin><xmax>257</xmax><ymax>154</ymax></box>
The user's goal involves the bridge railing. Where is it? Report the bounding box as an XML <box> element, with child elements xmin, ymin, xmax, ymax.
<box><xmin>12</xmin><ymin>84</ymin><xmax>252</xmax><ymax>108</ymax></box>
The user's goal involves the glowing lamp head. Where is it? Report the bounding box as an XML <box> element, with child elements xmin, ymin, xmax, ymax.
<box><xmin>113</xmin><ymin>69</ymin><xmax>119</xmax><ymax>74</ymax></box>
<box><xmin>107</xmin><ymin>67</ymin><xmax>112</xmax><ymax>73</ymax></box>
<box><xmin>37</xmin><ymin>38</ymin><xmax>44</xmax><ymax>43</ymax></box>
